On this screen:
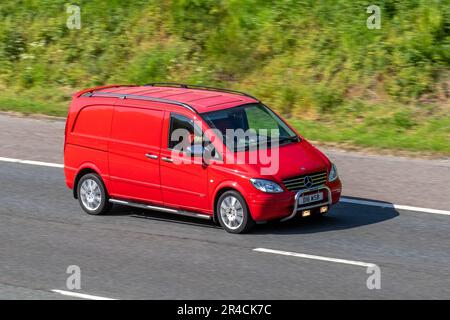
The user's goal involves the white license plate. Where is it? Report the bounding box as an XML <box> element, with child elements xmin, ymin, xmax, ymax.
<box><xmin>298</xmin><ymin>193</ymin><xmax>323</xmax><ymax>205</ymax></box>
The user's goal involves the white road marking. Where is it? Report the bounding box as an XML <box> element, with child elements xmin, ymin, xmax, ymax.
<box><xmin>0</xmin><ymin>156</ymin><xmax>449</xmax><ymax>216</ymax></box>
<box><xmin>51</xmin><ymin>289</ymin><xmax>116</xmax><ymax>300</ymax></box>
<box><xmin>0</xmin><ymin>157</ymin><xmax>63</xmax><ymax>168</ymax></box>
<box><xmin>253</xmin><ymin>248</ymin><xmax>375</xmax><ymax>268</ymax></box>
<box><xmin>340</xmin><ymin>197</ymin><xmax>450</xmax><ymax>216</ymax></box>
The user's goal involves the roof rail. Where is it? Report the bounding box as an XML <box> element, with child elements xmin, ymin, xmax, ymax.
<box><xmin>145</xmin><ymin>82</ymin><xmax>259</xmax><ymax>101</ymax></box>
<box><xmin>89</xmin><ymin>92</ymin><xmax>198</xmax><ymax>113</ymax></box>
<box><xmin>75</xmin><ymin>84</ymin><xmax>136</xmax><ymax>98</ymax></box>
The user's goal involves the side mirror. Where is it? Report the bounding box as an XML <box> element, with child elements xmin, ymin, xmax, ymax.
<box><xmin>202</xmin><ymin>144</ymin><xmax>218</xmax><ymax>165</ymax></box>
<box><xmin>186</xmin><ymin>144</ymin><xmax>218</xmax><ymax>165</ymax></box>
<box><xmin>186</xmin><ymin>144</ymin><xmax>204</xmax><ymax>157</ymax></box>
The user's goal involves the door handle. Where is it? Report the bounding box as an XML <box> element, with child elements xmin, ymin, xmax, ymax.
<box><xmin>145</xmin><ymin>154</ymin><xmax>158</xmax><ymax>160</ymax></box>
<box><xmin>161</xmin><ymin>157</ymin><xmax>173</xmax><ymax>163</ymax></box>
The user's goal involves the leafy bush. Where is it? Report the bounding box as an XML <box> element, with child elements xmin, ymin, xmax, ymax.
<box><xmin>0</xmin><ymin>0</ymin><xmax>448</xmax><ymax>153</ymax></box>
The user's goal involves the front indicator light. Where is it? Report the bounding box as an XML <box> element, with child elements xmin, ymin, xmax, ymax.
<box><xmin>302</xmin><ymin>210</ymin><xmax>311</xmax><ymax>217</ymax></box>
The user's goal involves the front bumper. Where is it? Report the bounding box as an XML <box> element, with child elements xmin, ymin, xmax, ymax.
<box><xmin>280</xmin><ymin>185</ymin><xmax>332</xmax><ymax>222</ymax></box>
<box><xmin>247</xmin><ymin>179</ymin><xmax>341</xmax><ymax>222</ymax></box>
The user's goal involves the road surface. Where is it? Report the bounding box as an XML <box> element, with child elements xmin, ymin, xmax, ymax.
<box><xmin>0</xmin><ymin>114</ymin><xmax>449</xmax><ymax>299</ymax></box>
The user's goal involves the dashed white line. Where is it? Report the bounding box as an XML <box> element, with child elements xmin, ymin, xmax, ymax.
<box><xmin>253</xmin><ymin>248</ymin><xmax>375</xmax><ymax>268</ymax></box>
<box><xmin>0</xmin><ymin>156</ymin><xmax>449</xmax><ymax>216</ymax></box>
<box><xmin>51</xmin><ymin>289</ymin><xmax>116</xmax><ymax>300</ymax></box>
<box><xmin>0</xmin><ymin>157</ymin><xmax>63</xmax><ymax>168</ymax></box>
<box><xmin>340</xmin><ymin>197</ymin><xmax>450</xmax><ymax>216</ymax></box>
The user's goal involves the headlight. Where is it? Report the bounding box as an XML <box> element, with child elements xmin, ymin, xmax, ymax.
<box><xmin>250</xmin><ymin>178</ymin><xmax>284</xmax><ymax>193</ymax></box>
<box><xmin>328</xmin><ymin>163</ymin><xmax>339</xmax><ymax>182</ymax></box>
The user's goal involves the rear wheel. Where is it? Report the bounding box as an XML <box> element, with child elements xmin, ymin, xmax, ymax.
<box><xmin>77</xmin><ymin>173</ymin><xmax>111</xmax><ymax>215</ymax></box>
<box><xmin>216</xmin><ymin>191</ymin><xmax>255</xmax><ymax>234</ymax></box>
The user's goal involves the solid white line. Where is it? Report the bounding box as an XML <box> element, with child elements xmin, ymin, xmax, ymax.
<box><xmin>0</xmin><ymin>157</ymin><xmax>63</xmax><ymax>168</ymax></box>
<box><xmin>253</xmin><ymin>248</ymin><xmax>375</xmax><ymax>268</ymax></box>
<box><xmin>51</xmin><ymin>289</ymin><xmax>116</xmax><ymax>300</ymax></box>
<box><xmin>340</xmin><ymin>197</ymin><xmax>450</xmax><ymax>216</ymax></box>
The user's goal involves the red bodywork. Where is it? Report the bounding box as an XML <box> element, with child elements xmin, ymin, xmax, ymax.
<box><xmin>64</xmin><ymin>85</ymin><xmax>342</xmax><ymax>222</ymax></box>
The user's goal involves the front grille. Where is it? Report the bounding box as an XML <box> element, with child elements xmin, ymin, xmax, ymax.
<box><xmin>282</xmin><ymin>170</ymin><xmax>327</xmax><ymax>191</ymax></box>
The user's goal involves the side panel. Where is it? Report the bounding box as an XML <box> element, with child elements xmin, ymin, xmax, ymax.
<box><xmin>108</xmin><ymin>104</ymin><xmax>164</xmax><ymax>204</ymax></box>
<box><xmin>64</xmin><ymin>104</ymin><xmax>114</xmax><ymax>191</ymax></box>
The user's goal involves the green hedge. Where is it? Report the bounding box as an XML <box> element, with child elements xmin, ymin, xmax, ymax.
<box><xmin>0</xmin><ymin>0</ymin><xmax>448</xmax><ymax>153</ymax></box>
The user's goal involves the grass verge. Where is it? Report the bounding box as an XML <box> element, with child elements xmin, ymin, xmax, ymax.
<box><xmin>0</xmin><ymin>92</ymin><xmax>448</xmax><ymax>156</ymax></box>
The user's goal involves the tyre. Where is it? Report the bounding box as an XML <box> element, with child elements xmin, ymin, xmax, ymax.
<box><xmin>216</xmin><ymin>190</ymin><xmax>255</xmax><ymax>234</ymax></box>
<box><xmin>77</xmin><ymin>173</ymin><xmax>112</xmax><ymax>215</ymax></box>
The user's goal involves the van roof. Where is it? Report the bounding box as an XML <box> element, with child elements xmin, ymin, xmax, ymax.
<box><xmin>75</xmin><ymin>84</ymin><xmax>259</xmax><ymax>113</ymax></box>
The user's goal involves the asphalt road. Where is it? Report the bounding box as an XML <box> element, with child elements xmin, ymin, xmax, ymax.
<box><xmin>0</xmin><ymin>113</ymin><xmax>449</xmax><ymax>299</ymax></box>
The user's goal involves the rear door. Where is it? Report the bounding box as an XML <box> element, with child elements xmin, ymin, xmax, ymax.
<box><xmin>108</xmin><ymin>101</ymin><xmax>164</xmax><ymax>204</ymax></box>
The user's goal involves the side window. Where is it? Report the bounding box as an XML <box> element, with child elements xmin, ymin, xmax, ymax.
<box><xmin>168</xmin><ymin>114</ymin><xmax>203</xmax><ymax>155</ymax></box>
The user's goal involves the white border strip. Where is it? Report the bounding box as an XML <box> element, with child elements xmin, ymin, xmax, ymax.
<box><xmin>51</xmin><ymin>289</ymin><xmax>116</xmax><ymax>300</ymax></box>
<box><xmin>340</xmin><ymin>197</ymin><xmax>450</xmax><ymax>216</ymax></box>
<box><xmin>253</xmin><ymin>248</ymin><xmax>374</xmax><ymax>268</ymax></box>
<box><xmin>0</xmin><ymin>157</ymin><xmax>63</xmax><ymax>168</ymax></box>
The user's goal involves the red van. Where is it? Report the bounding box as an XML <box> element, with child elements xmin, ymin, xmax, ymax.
<box><xmin>64</xmin><ymin>83</ymin><xmax>342</xmax><ymax>233</ymax></box>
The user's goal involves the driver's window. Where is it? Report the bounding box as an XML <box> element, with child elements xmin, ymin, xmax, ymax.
<box><xmin>168</xmin><ymin>113</ymin><xmax>202</xmax><ymax>156</ymax></box>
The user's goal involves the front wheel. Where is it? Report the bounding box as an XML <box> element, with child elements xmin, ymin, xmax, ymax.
<box><xmin>77</xmin><ymin>173</ymin><xmax>112</xmax><ymax>215</ymax></box>
<box><xmin>216</xmin><ymin>191</ymin><xmax>255</xmax><ymax>234</ymax></box>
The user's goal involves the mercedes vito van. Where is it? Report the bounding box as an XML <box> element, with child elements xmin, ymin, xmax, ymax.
<box><xmin>64</xmin><ymin>83</ymin><xmax>342</xmax><ymax>233</ymax></box>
